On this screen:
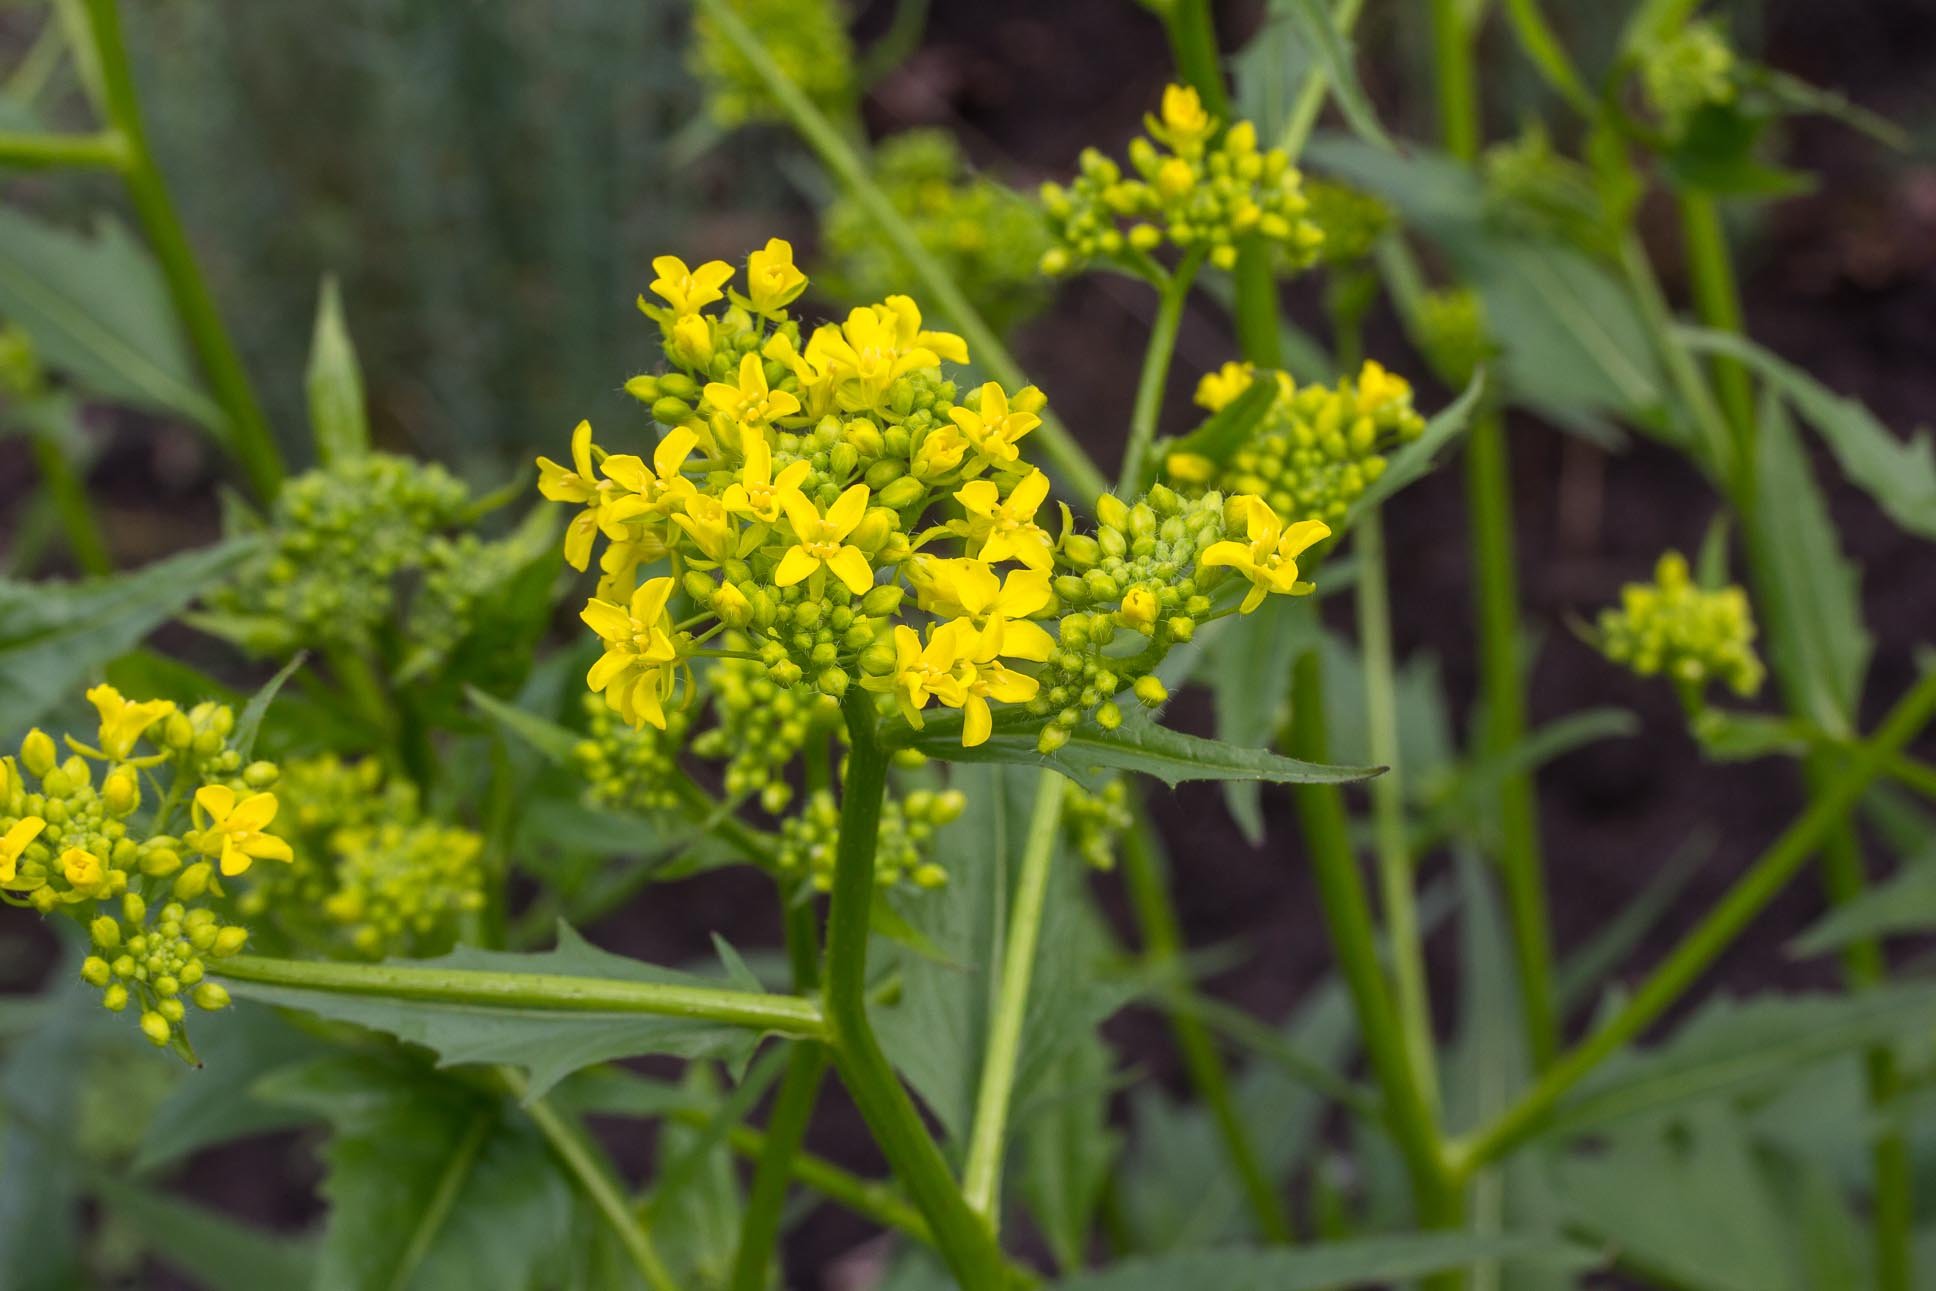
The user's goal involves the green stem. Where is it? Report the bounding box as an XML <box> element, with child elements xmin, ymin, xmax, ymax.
<box><xmin>691</xmin><ymin>0</ymin><xmax>1105</xmax><ymax>501</ymax></box>
<box><xmin>1446</xmin><ymin>666</ymin><xmax>1936</xmax><ymax>1175</ymax></box>
<box><xmin>962</xmin><ymin>771</ymin><xmax>1066</xmax><ymax>1224</ymax></box>
<box><xmin>1357</xmin><ymin>507</ymin><xmax>1439</xmax><ymax>1113</ymax></box>
<box><xmin>1276</xmin><ymin>0</ymin><xmax>1369</xmax><ymax>160</ymax></box>
<box><xmin>1426</xmin><ymin>0</ymin><xmax>1482</xmax><ymax>164</ymax></box>
<box><xmin>213</xmin><ymin>954</ymin><xmax>828</xmax><ymax>1038</ymax></box>
<box><xmin>728</xmin><ymin>896</ymin><xmax>826</xmax><ymax>1291</ymax></box>
<box><xmin>826</xmin><ymin>689</ymin><xmax>1007</xmax><ymax>1289</ymax></box>
<box><xmin>504</xmin><ymin>1069</ymin><xmax>677</xmax><ymax>1291</ymax></box>
<box><xmin>1500</xmin><ymin>0</ymin><xmax>1594</xmax><ymax>114</ymax></box>
<box><xmin>1886</xmin><ymin>753</ymin><xmax>1936</xmax><ymax>801</ymax></box>
<box><xmin>1120</xmin><ymin>808</ymin><xmax>1294</xmax><ymax>1243</ymax></box>
<box><xmin>682</xmin><ymin>1108</ymin><xmax>932</xmax><ymax>1242</ymax></box>
<box><xmin>0</xmin><ymin>128</ymin><xmax>128</xmax><ymax>170</ymax></box>
<box><xmin>28</xmin><ymin>435</ymin><xmax>111</xmax><ymax>574</ymax></box>
<box><xmin>1289</xmin><ymin>652</ymin><xmax>1460</xmax><ymax>1240</ymax></box>
<box><xmin>1158</xmin><ymin>0</ymin><xmax>1230</xmax><ymax>114</ymax></box>
<box><xmin>1677</xmin><ymin>193</ymin><xmax>1755</xmax><ymax>461</ymax></box>
<box><xmin>1119</xmin><ymin>256</ymin><xmax>1201</xmax><ymax>494</ymax></box>
<box><xmin>1617</xmin><ymin>233</ymin><xmax>1737</xmax><ymax>481</ymax></box>
<box><xmin>82</xmin><ymin>0</ymin><xmax>283</xmax><ymax>499</ymax></box>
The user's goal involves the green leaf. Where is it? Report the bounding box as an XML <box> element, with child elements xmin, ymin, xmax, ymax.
<box><xmin>1556</xmin><ymin>832</ymin><xmax>1710</xmax><ymax>1013</ymax></box>
<box><xmin>1344</xmin><ymin>370</ymin><xmax>1484</xmax><ymax>524</ymax></box>
<box><xmin>90</xmin><ymin>1174</ymin><xmax>316</xmax><ymax>1291</ymax></box>
<box><xmin>466</xmin><ymin>683</ymin><xmax>580</xmax><ymax>763</ymax></box>
<box><xmin>0</xmin><ymin>209</ymin><xmax>222</xmax><ymax>426</ymax></box>
<box><xmin>223</xmin><ymin>924</ymin><xmax>763</xmax><ymax>1098</ymax></box>
<box><xmin>1021</xmin><ymin>1032</ymin><xmax>1120</xmax><ymax>1273</ymax></box>
<box><xmin>0</xmin><ymin>540</ymin><xmax>259</xmax><ymax>733</ymax></box>
<box><xmin>1683</xmin><ymin>326</ymin><xmax>1936</xmax><ymax>541</ymax></box>
<box><xmin>1274</xmin><ymin>0</ymin><xmax>1394</xmax><ymax>153</ymax></box>
<box><xmin>1759</xmin><ymin>68</ymin><xmax>1910</xmax><ymax>152</ymax></box>
<box><xmin>1162</xmin><ymin>377</ymin><xmax>1279</xmax><ymax>469</ymax></box>
<box><xmin>1790</xmin><ymin>856</ymin><xmax>1936</xmax><ymax>957</ymax></box>
<box><xmin>1210</xmin><ymin>596</ymin><xmax>1319</xmax><ymax>843</ymax></box>
<box><xmin>1751</xmin><ymin>394</ymin><xmax>1870</xmax><ymax>734</ymax></box>
<box><xmin>1690</xmin><ymin>709</ymin><xmax>1811</xmax><ymax>762</ymax></box>
<box><xmin>1052</xmin><ymin>1232</ymin><xmax>1593</xmax><ymax>1289</ymax></box>
<box><xmin>0</xmin><ymin>967</ymin><xmax>90</xmax><ymax>1291</ymax></box>
<box><xmin>231</xmin><ymin>653</ymin><xmax>308</xmax><ymax>762</ymax></box>
<box><xmin>133</xmin><ymin>1001</ymin><xmax>333</xmax><ymax>1172</ymax></box>
<box><xmin>889</xmin><ymin>707</ymin><xmax>1380</xmax><ymax>793</ymax></box>
<box><xmin>306</xmin><ymin>276</ymin><xmax>371</xmax><ymax>466</ymax></box>
<box><xmin>1545</xmin><ymin>987</ymin><xmax>1936</xmax><ymax>1139</ymax></box>
<box><xmin>257</xmin><ymin>1053</ymin><xmax>588</xmax><ymax>1291</ymax></box>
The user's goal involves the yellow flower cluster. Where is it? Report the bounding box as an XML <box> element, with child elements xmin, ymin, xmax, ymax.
<box><xmin>1597</xmin><ymin>552</ymin><xmax>1765</xmax><ymax>698</ymax></box>
<box><xmin>1165</xmin><ymin>359</ymin><xmax>1426</xmax><ymax>526</ymax></box>
<box><xmin>540</xmin><ymin>239</ymin><xmax>1331</xmax><ymax>754</ymax></box>
<box><xmin>1039</xmin><ymin>85</ymin><xmax>1323</xmax><ymax>278</ymax></box>
<box><xmin>2</xmin><ymin>686</ymin><xmax>290</xmax><ymax>1051</ymax></box>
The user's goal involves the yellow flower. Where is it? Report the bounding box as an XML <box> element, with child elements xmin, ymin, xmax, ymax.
<box><xmin>583</xmin><ymin>577</ymin><xmax>685</xmax><ymax>730</ymax></box>
<box><xmin>1201</xmin><ymin>496</ymin><xmax>1331</xmax><ymax>613</ymax></box>
<box><xmin>764</xmin><ymin>332</ymin><xmax>839</xmax><ymax>422</ymax></box>
<box><xmin>721</xmin><ymin>425</ymin><xmax>812</xmax><ymax>524</ymax></box>
<box><xmin>946</xmin><ymin>618</ymin><xmax>1042</xmax><ymax>748</ymax></box>
<box><xmin>953</xmin><ymin>470</ymin><xmax>1054</xmax><ymax>571</ymax></box>
<box><xmin>1353</xmin><ymin>359</ymin><xmax>1411</xmax><ymax>416</ymax></box>
<box><xmin>0</xmin><ymin>816</ymin><xmax>45</xmax><ymax>885</ymax></box>
<box><xmin>704</xmin><ymin>352</ymin><xmax>801</xmax><ymax>432</ymax></box>
<box><xmin>1194</xmin><ymin>361</ymin><xmax>1256</xmax><ymax>412</ymax></box>
<box><xmin>60</xmin><ymin>847</ymin><xmax>106</xmax><ymax>893</ymax></box>
<box><xmin>647</xmin><ymin>255</ymin><xmax>734</xmax><ymax>317</ymax></box>
<box><xmin>907</xmin><ymin>558</ymin><xmax>1056</xmax><ymax>661</ymax></box>
<box><xmin>193</xmin><ymin>785</ymin><xmax>295</xmax><ymax>876</ymax></box>
<box><xmin>808</xmin><ymin>296</ymin><xmax>967</xmax><ymax>413</ymax></box>
<box><xmin>739</xmin><ymin>237</ymin><xmax>808</xmax><ymax>319</ymax></box>
<box><xmin>597</xmin><ymin>529</ymin><xmax>671</xmax><ymax>603</ymax></box>
<box><xmin>777</xmin><ymin>484</ymin><xmax>875</xmax><ymax>595</ymax></box>
<box><xmin>85</xmin><ymin>685</ymin><xmax>175</xmax><ymax>761</ymax></box>
<box><xmin>948</xmin><ymin>382</ymin><xmax>1040</xmax><ymax>469</ymax></box>
<box><xmin>864</xmin><ymin>624</ymin><xmax>968</xmax><ymax>730</ymax></box>
<box><xmin>600</xmin><ymin>425</ymin><xmax>700</xmax><ymax>532</ymax></box>
<box><xmin>671</xmin><ymin>492</ymin><xmax>740</xmax><ymax>564</ymax></box>
<box><xmin>910</xmin><ymin>424</ymin><xmax>968</xmax><ymax>482</ymax></box>
<box><xmin>671</xmin><ymin>314</ymin><xmax>715</xmax><ymax>367</ymax></box>
<box><xmin>1148</xmin><ymin>84</ymin><xmax>1215</xmax><ymax>153</ymax></box>
<box><xmin>879</xmin><ymin>295</ymin><xmax>969</xmax><ymax>366</ymax></box>
<box><xmin>537</xmin><ymin>420</ymin><xmax>623</xmax><ymax>570</ymax></box>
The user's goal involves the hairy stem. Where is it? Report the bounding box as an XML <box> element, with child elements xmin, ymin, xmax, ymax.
<box><xmin>827</xmin><ymin>689</ymin><xmax>1007</xmax><ymax>1289</ymax></box>
<box><xmin>962</xmin><ymin>771</ymin><xmax>1067</xmax><ymax>1224</ymax></box>
<box><xmin>1446</xmin><ymin>666</ymin><xmax>1936</xmax><ymax>1175</ymax></box>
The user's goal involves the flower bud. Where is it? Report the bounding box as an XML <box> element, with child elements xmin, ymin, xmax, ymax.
<box><xmin>1134</xmin><ymin>675</ymin><xmax>1170</xmax><ymax>707</ymax></box>
<box><xmin>243</xmin><ymin>760</ymin><xmax>280</xmax><ymax>789</ymax></box>
<box><xmin>81</xmin><ymin>956</ymin><xmax>112</xmax><ymax>986</ymax></box>
<box><xmin>1036</xmin><ymin>725</ymin><xmax>1072</xmax><ymax>754</ymax></box>
<box><xmin>174</xmin><ymin>861</ymin><xmax>214</xmax><ymax>901</ymax></box>
<box><xmin>1119</xmin><ymin>587</ymin><xmax>1159</xmax><ymax>633</ymax></box>
<box><xmin>140</xmin><ymin>1011</ymin><xmax>172</xmax><ymax>1046</ymax></box>
<box><xmin>212</xmin><ymin>926</ymin><xmax>249</xmax><ymax>957</ymax></box>
<box><xmin>102</xmin><ymin>769</ymin><xmax>140</xmax><ymax>816</ymax></box>
<box><xmin>1096</xmin><ymin>701</ymin><xmax>1123</xmax><ymax>730</ymax></box>
<box><xmin>162</xmin><ymin>712</ymin><xmax>195</xmax><ymax>750</ymax></box>
<box><xmin>141</xmin><ymin>846</ymin><xmax>182</xmax><ymax>878</ymax></box>
<box><xmin>90</xmin><ymin>915</ymin><xmax>121</xmax><ymax>948</ymax></box>
<box><xmin>192</xmin><ymin>982</ymin><xmax>231</xmax><ymax>1012</ymax></box>
<box><xmin>878</xmin><ymin>476</ymin><xmax>926</xmax><ymax>510</ymax></box>
<box><xmin>102</xmin><ymin>984</ymin><xmax>129</xmax><ymax>1012</ymax></box>
<box><xmin>20</xmin><ymin>729</ymin><xmax>56</xmax><ymax>777</ymax></box>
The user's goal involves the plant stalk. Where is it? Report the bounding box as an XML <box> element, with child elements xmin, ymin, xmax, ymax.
<box><xmin>1119</xmin><ymin>256</ymin><xmax>1201</xmax><ymax>494</ymax></box>
<box><xmin>82</xmin><ymin>0</ymin><xmax>283</xmax><ymax>500</ymax></box>
<box><xmin>1445</xmin><ymin>665</ymin><xmax>1936</xmax><ymax>1175</ymax></box>
<box><xmin>28</xmin><ymin>435</ymin><xmax>111</xmax><ymax>574</ymax></box>
<box><xmin>827</xmin><ymin>689</ymin><xmax>1007</xmax><ymax>1289</ymax></box>
<box><xmin>0</xmin><ymin>128</ymin><xmax>128</xmax><ymax>169</ymax></box>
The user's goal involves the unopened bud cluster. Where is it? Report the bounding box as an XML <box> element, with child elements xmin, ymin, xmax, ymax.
<box><xmin>1039</xmin><ymin>84</ymin><xmax>1322</xmax><ymax>278</ymax></box>
<box><xmin>1640</xmin><ymin>21</ymin><xmax>1738</xmax><ymax>137</ymax></box>
<box><xmin>577</xmin><ymin>693</ymin><xmax>693</xmax><ymax>815</ymax></box>
<box><xmin>1303</xmin><ymin>180</ymin><xmax>1393</xmax><ymax>268</ymax></box>
<box><xmin>1063</xmin><ymin>778</ymin><xmax>1133</xmax><ymax>871</ymax></box>
<box><xmin>1597</xmin><ymin>552</ymin><xmax>1764</xmax><ymax>698</ymax></box>
<box><xmin>688</xmin><ymin>641</ymin><xmax>840</xmax><ymax>814</ymax></box>
<box><xmin>689</xmin><ymin>0</ymin><xmax>853</xmax><ymax>127</ymax></box>
<box><xmin>2</xmin><ymin>687</ymin><xmax>292</xmax><ymax>1052</ymax></box>
<box><xmin>821</xmin><ymin>129</ymin><xmax>1051</xmax><ymax>336</ymax></box>
<box><xmin>1166</xmin><ymin>360</ymin><xmax>1425</xmax><ymax>525</ymax></box>
<box><xmin>775</xmin><ymin>785</ymin><xmax>964</xmax><ymax>890</ymax></box>
<box><xmin>1413</xmin><ymin>288</ymin><xmax>1492</xmax><ymax>389</ymax></box>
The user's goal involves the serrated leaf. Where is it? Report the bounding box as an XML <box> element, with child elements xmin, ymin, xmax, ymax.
<box><xmin>889</xmin><ymin>707</ymin><xmax>1379</xmax><ymax>793</ymax></box>
<box><xmin>0</xmin><ymin>540</ymin><xmax>259</xmax><ymax>732</ymax></box>
<box><xmin>1683</xmin><ymin>326</ymin><xmax>1936</xmax><ymax>541</ymax></box>
<box><xmin>306</xmin><ymin>276</ymin><xmax>371</xmax><ymax>466</ymax></box>
<box><xmin>222</xmin><ymin>924</ymin><xmax>763</xmax><ymax>1098</ymax></box>
<box><xmin>0</xmin><ymin>209</ymin><xmax>223</xmax><ymax>427</ymax></box>
<box><xmin>257</xmin><ymin>1053</ymin><xmax>586</xmax><ymax>1291</ymax></box>
<box><xmin>1345</xmin><ymin>370</ymin><xmax>1484</xmax><ymax>524</ymax></box>
<box><xmin>1053</xmin><ymin>1232</ymin><xmax>1593</xmax><ymax>1289</ymax></box>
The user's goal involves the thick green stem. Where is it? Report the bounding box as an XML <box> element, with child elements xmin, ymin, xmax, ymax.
<box><xmin>1159</xmin><ymin>0</ymin><xmax>1229</xmax><ymax>114</ymax></box>
<box><xmin>82</xmin><ymin>0</ymin><xmax>282</xmax><ymax>500</ymax></box>
<box><xmin>1120</xmin><ymin>807</ymin><xmax>1294</xmax><ymax>1243</ymax></box>
<box><xmin>1446</xmin><ymin>666</ymin><xmax>1936</xmax><ymax>1175</ymax></box>
<box><xmin>1289</xmin><ymin>653</ymin><xmax>1461</xmax><ymax>1243</ymax></box>
<box><xmin>826</xmin><ymin>689</ymin><xmax>1007</xmax><ymax>1289</ymax></box>
<box><xmin>213</xmin><ymin>954</ymin><xmax>828</xmax><ymax>1038</ymax></box>
<box><xmin>1426</xmin><ymin>0</ymin><xmax>1482</xmax><ymax>164</ymax></box>
<box><xmin>962</xmin><ymin>772</ymin><xmax>1066</xmax><ymax>1224</ymax></box>
<box><xmin>1119</xmin><ymin>257</ymin><xmax>1201</xmax><ymax>494</ymax></box>
<box><xmin>28</xmin><ymin>435</ymin><xmax>111</xmax><ymax>574</ymax></box>
<box><xmin>1357</xmin><ymin>508</ymin><xmax>1439</xmax><ymax>1112</ymax></box>
<box><xmin>691</xmin><ymin>0</ymin><xmax>1104</xmax><ymax>501</ymax></box>
<box><xmin>503</xmin><ymin>1068</ymin><xmax>676</xmax><ymax>1291</ymax></box>
<box><xmin>0</xmin><ymin>128</ymin><xmax>128</xmax><ymax>170</ymax></box>
<box><xmin>1677</xmin><ymin>193</ymin><xmax>1756</xmax><ymax>457</ymax></box>
<box><xmin>728</xmin><ymin>896</ymin><xmax>826</xmax><ymax>1291</ymax></box>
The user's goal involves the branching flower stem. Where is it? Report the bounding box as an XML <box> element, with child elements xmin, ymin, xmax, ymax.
<box><xmin>1120</xmin><ymin>252</ymin><xmax>1204</xmax><ymax>494</ymax></box>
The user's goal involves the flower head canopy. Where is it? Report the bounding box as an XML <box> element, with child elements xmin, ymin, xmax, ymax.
<box><xmin>193</xmin><ymin>784</ymin><xmax>295</xmax><ymax>876</ymax></box>
<box><xmin>584</xmin><ymin>576</ymin><xmax>686</xmax><ymax>730</ymax></box>
<box><xmin>647</xmin><ymin>255</ymin><xmax>734</xmax><ymax>317</ymax></box>
<box><xmin>0</xmin><ymin>816</ymin><xmax>45</xmax><ymax>884</ymax></box>
<box><xmin>1200</xmin><ymin>496</ymin><xmax>1330</xmax><ymax>613</ymax></box>
<box><xmin>85</xmin><ymin>685</ymin><xmax>175</xmax><ymax>761</ymax></box>
<box><xmin>777</xmin><ymin>484</ymin><xmax>875</xmax><ymax>595</ymax></box>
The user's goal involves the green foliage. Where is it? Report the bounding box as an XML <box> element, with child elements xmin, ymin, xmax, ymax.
<box><xmin>305</xmin><ymin>277</ymin><xmax>370</xmax><ymax>468</ymax></box>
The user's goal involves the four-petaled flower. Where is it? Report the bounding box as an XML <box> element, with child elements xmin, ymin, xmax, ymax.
<box><xmin>0</xmin><ymin>817</ymin><xmax>45</xmax><ymax>885</ymax></box>
<box><xmin>647</xmin><ymin>255</ymin><xmax>733</xmax><ymax>317</ymax></box>
<box><xmin>704</xmin><ymin>352</ymin><xmax>801</xmax><ymax>432</ymax></box>
<box><xmin>738</xmin><ymin>238</ymin><xmax>808</xmax><ymax>319</ymax></box>
<box><xmin>949</xmin><ymin>382</ymin><xmax>1040</xmax><ymax>470</ymax></box>
<box><xmin>193</xmin><ymin>785</ymin><xmax>295</xmax><ymax>876</ymax></box>
<box><xmin>954</xmin><ymin>470</ymin><xmax>1054</xmax><ymax>571</ymax></box>
<box><xmin>85</xmin><ymin>684</ymin><xmax>175</xmax><ymax>761</ymax></box>
<box><xmin>537</xmin><ymin>420</ymin><xmax>622</xmax><ymax>570</ymax></box>
<box><xmin>948</xmin><ymin>618</ymin><xmax>1043</xmax><ymax>747</ymax></box>
<box><xmin>583</xmin><ymin>576</ymin><xmax>686</xmax><ymax>730</ymax></box>
<box><xmin>777</xmin><ymin>485</ymin><xmax>875</xmax><ymax>595</ymax></box>
<box><xmin>1201</xmin><ymin>496</ymin><xmax>1330</xmax><ymax>613</ymax></box>
<box><xmin>864</xmin><ymin>624</ymin><xmax>968</xmax><ymax>730</ymax></box>
<box><xmin>600</xmin><ymin>425</ymin><xmax>700</xmax><ymax>533</ymax></box>
<box><xmin>909</xmin><ymin>558</ymin><xmax>1055</xmax><ymax>662</ymax></box>
<box><xmin>721</xmin><ymin>425</ymin><xmax>812</xmax><ymax>524</ymax></box>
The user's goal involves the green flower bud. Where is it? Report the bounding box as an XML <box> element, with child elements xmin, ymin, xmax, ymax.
<box><xmin>192</xmin><ymin>982</ymin><xmax>231</xmax><ymax>1011</ymax></box>
<box><xmin>80</xmin><ymin>957</ymin><xmax>111</xmax><ymax>987</ymax></box>
<box><xmin>212</xmin><ymin>926</ymin><xmax>249</xmax><ymax>957</ymax></box>
<box><xmin>102</xmin><ymin>984</ymin><xmax>129</xmax><ymax>1012</ymax></box>
<box><xmin>140</xmin><ymin>1012</ymin><xmax>171</xmax><ymax>1046</ymax></box>
<box><xmin>1134</xmin><ymin>675</ymin><xmax>1170</xmax><ymax>707</ymax></box>
<box><xmin>243</xmin><ymin>760</ymin><xmax>280</xmax><ymax>789</ymax></box>
<box><xmin>102</xmin><ymin>769</ymin><xmax>140</xmax><ymax>816</ymax></box>
<box><xmin>878</xmin><ymin>476</ymin><xmax>927</xmax><ymax>510</ymax></box>
<box><xmin>20</xmin><ymin>729</ymin><xmax>56</xmax><ymax>777</ymax></box>
<box><xmin>174</xmin><ymin>862</ymin><xmax>213</xmax><ymax>901</ymax></box>
<box><xmin>141</xmin><ymin>846</ymin><xmax>182</xmax><ymax>878</ymax></box>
